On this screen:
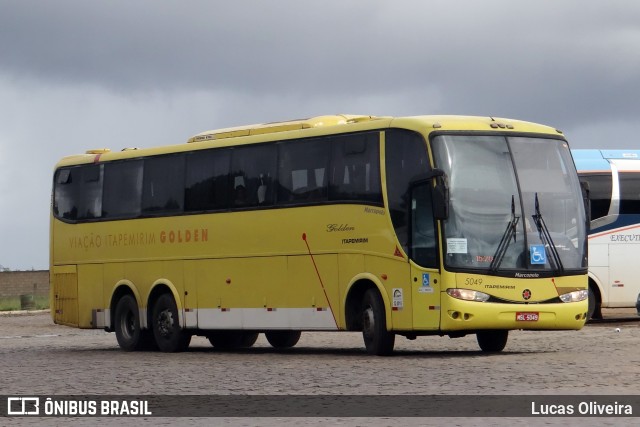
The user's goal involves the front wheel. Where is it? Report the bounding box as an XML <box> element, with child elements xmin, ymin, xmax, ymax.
<box><xmin>587</xmin><ymin>286</ymin><xmax>602</xmax><ymax>320</ymax></box>
<box><xmin>265</xmin><ymin>331</ymin><xmax>301</xmax><ymax>348</ymax></box>
<box><xmin>476</xmin><ymin>330</ymin><xmax>508</xmax><ymax>352</ymax></box>
<box><xmin>361</xmin><ymin>288</ymin><xmax>395</xmax><ymax>356</ymax></box>
<box><xmin>151</xmin><ymin>293</ymin><xmax>191</xmax><ymax>352</ymax></box>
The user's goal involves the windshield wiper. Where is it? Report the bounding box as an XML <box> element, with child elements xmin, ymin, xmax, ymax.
<box><xmin>489</xmin><ymin>195</ymin><xmax>520</xmax><ymax>272</ymax></box>
<box><xmin>531</xmin><ymin>193</ymin><xmax>564</xmax><ymax>273</ymax></box>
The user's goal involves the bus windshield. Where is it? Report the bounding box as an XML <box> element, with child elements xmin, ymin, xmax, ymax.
<box><xmin>431</xmin><ymin>134</ymin><xmax>587</xmax><ymax>275</ymax></box>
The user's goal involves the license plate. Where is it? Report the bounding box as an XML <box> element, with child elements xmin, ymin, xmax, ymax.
<box><xmin>516</xmin><ymin>312</ymin><xmax>539</xmax><ymax>321</ymax></box>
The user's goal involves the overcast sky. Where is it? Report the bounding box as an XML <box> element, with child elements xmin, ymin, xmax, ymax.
<box><xmin>1</xmin><ymin>1</ymin><xmax>640</xmax><ymax>270</ymax></box>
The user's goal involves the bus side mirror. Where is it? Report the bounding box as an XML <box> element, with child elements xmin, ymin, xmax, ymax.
<box><xmin>429</xmin><ymin>169</ymin><xmax>449</xmax><ymax>220</ymax></box>
<box><xmin>410</xmin><ymin>169</ymin><xmax>449</xmax><ymax>220</ymax></box>
<box><xmin>433</xmin><ymin>182</ymin><xmax>449</xmax><ymax>220</ymax></box>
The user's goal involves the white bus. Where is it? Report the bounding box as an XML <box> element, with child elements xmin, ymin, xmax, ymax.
<box><xmin>572</xmin><ymin>149</ymin><xmax>640</xmax><ymax>319</ymax></box>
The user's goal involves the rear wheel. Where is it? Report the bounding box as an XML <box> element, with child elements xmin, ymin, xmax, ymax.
<box><xmin>265</xmin><ymin>331</ymin><xmax>301</xmax><ymax>348</ymax></box>
<box><xmin>208</xmin><ymin>331</ymin><xmax>259</xmax><ymax>349</ymax></box>
<box><xmin>477</xmin><ymin>330</ymin><xmax>508</xmax><ymax>352</ymax></box>
<box><xmin>361</xmin><ymin>288</ymin><xmax>395</xmax><ymax>356</ymax></box>
<box><xmin>151</xmin><ymin>293</ymin><xmax>191</xmax><ymax>352</ymax></box>
<box><xmin>114</xmin><ymin>294</ymin><xmax>145</xmax><ymax>351</ymax></box>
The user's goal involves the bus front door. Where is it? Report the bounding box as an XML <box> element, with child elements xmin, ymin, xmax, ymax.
<box><xmin>410</xmin><ymin>263</ymin><xmax>441</xmax><ymax>330</ymax></box>
<box><xmin>409</xmin><ymin>182</ymin><xmax>442</xmax><ymax>330</ymax></box>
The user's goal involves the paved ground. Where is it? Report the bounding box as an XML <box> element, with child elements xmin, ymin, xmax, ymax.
<box><xmin>1</xmin><ymin>309</ymin><xmax>638</xmax><ymax>426</ymax></box>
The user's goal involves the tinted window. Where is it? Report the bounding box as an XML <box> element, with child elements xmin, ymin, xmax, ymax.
<box><xmin>53</xmin><ymin>131</ymin><xmax>386</xmax><ymax>222</ymax></box>
<box><xmin>619</xmin><ymin>172</ymin><xmax>640</xmax><ymax>215</ymax></box>
<box><xmin>329</xmin><ymin>132</ymin><xmax>382</xmax><ymax>204</ymax></box>
<box><xmin>185</xmin><ymin>149</ymin><xmax>231</xmax><ymax>211</ymax></box>
<box><xmin>385</xmin><ymin>130</ymin><xmax>430</xmax><ymax>254</ymax></box>
<box><xmin>54</xmin><ymin>165</ymin><xmax>103</xmax><ymax>221</ymax></box>
<box><xmin>411</xmin><ymin>183</ymin><xmax>438</xmax><ymax>268</ymax></box>
<box><xmin>102</xmin><ymin>160</ymin><xmax>143</xmax><ymax>218</ymax></box>
<box><xmin>230</xmin><ymin>144</ymin><xmax>277</xmax><ymax>208</ymax></box>
<box><xmin>142</xmin><ymin>154</ymin><xmax>185</xmax><ymax>214</ymax></box>
<box><xmin>580</xmin><ymin>173</ymin><xmax>612</xmax><ymax>220</ymax></box>
<box><xmin>278</xmin><ymin>138</ymin><xmax>330</xmax><ymax>204</ymax></box>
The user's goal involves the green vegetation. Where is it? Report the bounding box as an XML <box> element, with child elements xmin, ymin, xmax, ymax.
<box><xmin>0</xmin><ymin>295</ymin><xmax>49</xmax><ymax>311</ymax></box>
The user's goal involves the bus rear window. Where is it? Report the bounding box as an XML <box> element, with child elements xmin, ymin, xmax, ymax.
<box><xmin>53</xmin><ymin>165</ymin><xmax>103</xmax><ymax>221</ymax></box>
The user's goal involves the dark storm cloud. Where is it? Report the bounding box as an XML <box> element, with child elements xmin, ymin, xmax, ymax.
<box><xmin>1</xmin><ymin>1</ymin><xmax>640</xmax><ymax>269</ymax></box>
<box><xmin>2</xmin><ymin>0</ymin><xmax>640</xmax><ymax>128</ymax></box>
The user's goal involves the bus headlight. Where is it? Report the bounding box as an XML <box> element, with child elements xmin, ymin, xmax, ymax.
<box><xmin>559</xmin><ymin>289</ymin><xmax>589</xmax><ymax>303</ymax></box>
<box><xmin>446</xmin><ymin>288</ymin><xmax>490</xmax><ymax>302</ymax></box>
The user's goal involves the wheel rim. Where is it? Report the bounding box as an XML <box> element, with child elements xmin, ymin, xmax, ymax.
<box><xmin>120</xmin><ymin>309</ymin><xmax>135</xmax><ymax>340</ymax></box>
<box><xmin>157</xmin><ymin>309</ymin><xmax>174</xmax><ymax>338</ymax></box>
<box><xmin>363</xmin><ymin>305</ymin><xmax>375</xmax><ymax>339</ymax></box>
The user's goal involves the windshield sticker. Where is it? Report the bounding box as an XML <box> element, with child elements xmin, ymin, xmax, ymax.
<box><xmin>530</xmin><ymin>245</ymin><xmax>547</xmax><ymax>265</ymax></box>
<box><xmin>447</xmin><ymin>238</ymin><xmax>468</xmax><ymax>254</ymax></box>
<box><xmin>392</xmin><ymin>288</ymin><xmax>404</xmax><ymax>309</ymax></box>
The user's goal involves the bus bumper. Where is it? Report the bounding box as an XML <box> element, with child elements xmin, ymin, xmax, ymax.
<box><xmin>440</xmin><ymin>295</ymin><xmax>588</xmax><ymax>331</ymax></box>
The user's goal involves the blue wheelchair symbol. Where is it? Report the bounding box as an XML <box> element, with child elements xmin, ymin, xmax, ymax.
<box><xmin>422</xmin><ymin>273</ymin><xmax>430</xmax><ymax>287</ymax></box>
<box><xmin>530</xmin><ymin>245</ymin><xmax>547</xmax><ymax>265</ymax></box>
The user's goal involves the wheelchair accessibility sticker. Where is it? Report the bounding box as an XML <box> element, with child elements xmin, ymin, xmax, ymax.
<box><xmin>530</xmin><ymin>245</ymin><xmax>547</xmax><ymax>265</ymax></box>
<box><xmin>418</xmin><ymin>273</ymin><xmax>434</xmax><ymax>293</ymax></box>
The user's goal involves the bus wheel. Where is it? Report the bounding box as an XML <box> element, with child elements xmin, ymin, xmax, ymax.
<box><xmin>265</xmin><ymin>331</ymin><xmax>301</xmax><ymax>348</ymax></box>
<box><xmin>151</xmin><ymin>293</ymin><xmax>191</xmax><ymax>352</ymax></box>
<box><xmin>208</xmin><ymin>331</ymin><xmax>259</xmax><ymax>349</ymax></box>
<box><xmin>476</xmin><ymin>330</ymin><xmax>508</xmax><ymax>352</ymax></box>
<box><xmin>587</xmin><ymin>286</ymin><xmax>603</xmax><ymax>320</ymax></box>
<box><xmin>361</xmin><ymin>288</ymin><xmax>395</xmax><ymax>356</ymax></box>
<box><xmin>114</xmin><ymin>294</ymin><xmax>146</xmax><ymax>351</ymax></box>
<box><xmin>587</xmin><ymin>287</ymin><xmax>596</xmax><ymax>320</ymax></box>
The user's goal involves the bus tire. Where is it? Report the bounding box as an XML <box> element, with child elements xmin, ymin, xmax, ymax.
<box><xmin>361</xmin><ymin>288</ymin><xmax>395</xmax><ymax>356</ymax></box>
<box><xmin>587</xmin><ymin>286</ymin><xmax>601</xmax><ymax>320</ymax></box>
<box><xmin>114</xmin><ymin>294</ymin><xmax>146</xmax><ymax>351</ymax></box>
<box><xmin>151</xmin><ymin>293</ymin><xmax>191</xmax><ymax>352</ymax></box>
<box><xmin>265</xmin><ymin>331</ymin><xmax>301</xmax><ymax>348</ymax></box>
<box><xmin>208</xmin><ymin>331</ymin><xmax>259</xmax><ymax>349</ymax></box>
<box><xmin>477</xmin><ymin>330</ymin><xmax>508</xmax><ymax>352</ymax></box>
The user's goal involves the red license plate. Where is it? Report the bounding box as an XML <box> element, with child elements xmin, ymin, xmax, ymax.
<box><xmin>516</xmin><ymin>312</ymin><xmax>539</xmax><ymax>321</ymax></box>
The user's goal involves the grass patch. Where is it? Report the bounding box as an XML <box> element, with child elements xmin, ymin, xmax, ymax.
<box><xmin>0</xmin><ymin>295</ymin><xmax>50</xmax><ymax>311</ymax></box>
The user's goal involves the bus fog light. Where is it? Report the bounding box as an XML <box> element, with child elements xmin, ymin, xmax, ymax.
<box><xmin>447</xmin><ymin>288</ymin><xmax>490</xmax><ymax>302</ymax></box>
<box><xmin>559</xmin><ymin>289</ymin><xmax>588</xmax><ymax>303</ymax></box>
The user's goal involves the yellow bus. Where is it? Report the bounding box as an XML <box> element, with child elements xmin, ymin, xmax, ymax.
<box><xmin>50</xmin><ymin>114</ymin><xmax>589</xmax><ymax>355</ymax></box>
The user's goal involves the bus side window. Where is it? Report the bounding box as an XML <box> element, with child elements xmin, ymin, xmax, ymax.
<box><xmin>185</xmin><ymin>149</ymin><xmax>231</xmax><ymax>212</ymax></box>
<box><xmin>277</xmin><ymin>138</ymin><xmax>330</xmax><ymax>204</ymax></box>
<box><xmin>619</xmin><ymin>172</ymin><xmax>640</xmax><ymax>215</ymax></box>
<box><xmin>142</xmin><ymin>154</ymin><xmax>185</xmax><ymax>215</ymax></box>
<box><xmin>53</xmin><ymin>165</ymin><xmax>103</xmax><ymax>221</ymax></box>
<box><xmin>580</xmin><ymin>173</ymin><xmax>612</xmax><ymax>220</ymax></box>
<box><xmin>102</xmin><ymin>160</ymin><xmax>143</xmax><ymax>219</ymax></box>
<box><xmin>411</xmin><ymin>183</ymin><xmax>438</xmax><ymax>268</ymax></box>
<box><xmin>329</xmin><ymin>133</ymin><xmax>382</xmax><ymax>204</ymax></box>
<box><xmin>385</xmin><ymin>129</ymin><xmax>431</xmax><ymax>255</ymax></box>
<box><xmin>230</xmin><ymin>144</ymin><xmax>277</xmax><ymax>208</ymax></box>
